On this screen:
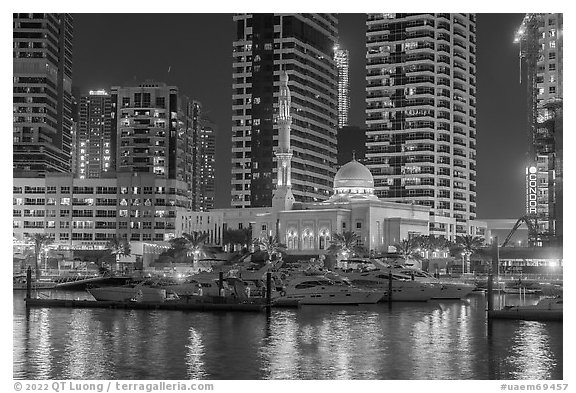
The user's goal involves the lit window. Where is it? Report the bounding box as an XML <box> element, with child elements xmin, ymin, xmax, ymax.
<box><xmin>550</xmin><ymin>41</ymin><xmax>556</xmax><ymax>49</ymax></box>
<box><xmin>404</xmin><ymin>41</ymin><xmax>418</xmax><ymax>50</ymax></box>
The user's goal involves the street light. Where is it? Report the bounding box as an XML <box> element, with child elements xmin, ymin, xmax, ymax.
<box><xmin>461</xmin><ymin>252</ymin><xmax>465</xmax><ymax>275</ymax></box>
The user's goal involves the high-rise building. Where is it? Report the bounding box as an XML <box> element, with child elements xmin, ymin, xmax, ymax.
<box><xmin>515</xmin><ymin>13</ymin><xmax>563</xmax><ymax>246</ymax></box>
<box><xmin>231</xmin><ymin>14</ymin><xmax>339</xmax><ymax>208</ymax></box>
<box><xmin>110</xmin><ymin>82</ymin><xmax>195</xmax><ymax>197</ymax></box>
<box><xmin>13</xmin><ymin>13</ymin><xmax>73</xmax><ymax>175</ymax></box>
<box><xmin>334</xmin><ymin>45</ymin><xmax>350</xmax><ymax>128</ymax></box>
<box><xmin>365</xmin><ymin>13</ymin><xmax>479</xmax><ymax>237</ymax></box>
<box><xmin>76</xmin><ymin>90</ymin><xmax>114</xmax><ymax>179</ymax></box>
<box><xmin>198</xmin><ymin>117</ymin><xmax>216</xmax><ymax>211</ymax></box>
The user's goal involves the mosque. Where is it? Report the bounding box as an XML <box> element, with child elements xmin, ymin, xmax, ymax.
<box><xmin>204</xmin><ymin>71</ymin><xmax>486</xmax><ymax>256</ymax></box>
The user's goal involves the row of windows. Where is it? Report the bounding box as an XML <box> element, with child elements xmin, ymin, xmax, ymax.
<box><xmin>13</xmin><ymin>186</ymin><xmax>187</xmax><ymax>196</ymax></box>
<box><xmin>14</xmin><ymin>231</ymin><xmax>170</xmax><ymax>242</ymax></box>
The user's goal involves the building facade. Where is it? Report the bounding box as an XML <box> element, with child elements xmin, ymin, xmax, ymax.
<box><xmin>13</xmin><ymin>172</ymin><xmax>194</xmax><ymax>248</ymax></box>
<box><xmin>334</xmin><ymin>45</ymin><xmax>350</xmax><ymax>128</ymax></box>
<box><xmin>197</xmin><ymin>117</ymin><xmax>217</xmax><ymax>211</ymax></box>
<box><xmin>365</xmin><ymin>13</ymin><xmax>480</xmax><ymax>237</ymax></box>
<box><xmin>13</xmin><ymin>13</ymin><xmax>73</xmax><ymax>175</ymax></box>
<box><xmin>515</xmin><ymin>13</ymin><xmax>563</xmax><ymax>246</ymax></box>
<box><xmin>110</xmin><ymin>82</ymin><xmax>197</xmax><ymax>205</ymax></box>
<box><xmin>231</xmin><ymin>13</ymin><xmax>339</xmax><ymax>208</ymax></box>
<box><xmin>76</xmin><ymin>90</ymin><xmax>114</xmax><ymax>179</ymax></box>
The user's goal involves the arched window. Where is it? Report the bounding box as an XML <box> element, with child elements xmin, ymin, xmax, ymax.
<box><xmin>302</xmin><ymin>228</ymin><xmax>314</xmax><ymax>249</ymax></box>
<box><xmin>318</xmin><ymin>228</ymin><xmax>330</xmax><ymax>250</ymax></box>
<box><xmin>286</xmin><ymin>229</ymin><xmax>298</xmax><ymax>250</ymax></box>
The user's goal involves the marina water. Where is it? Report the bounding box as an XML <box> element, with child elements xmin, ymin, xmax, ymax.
<box><xmin>13</xmin><ymin>291</ymin><xmax>562</xmax><ymax>380</ymax></box>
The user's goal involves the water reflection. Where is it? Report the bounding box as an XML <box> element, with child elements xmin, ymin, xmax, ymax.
<box><xmin>507</xmin><ymin>321</ymin><xmax>557</xmax><ymax>380</ymax></box>
<box><xmin>13</xmin><ymin>292</ymin><xmax>562</xmax><ymax>380</ymax></box>
<box><xmin>186</xmin><ymin>327</ymin><xmax>206</xmax><ymax>379</ymax></box>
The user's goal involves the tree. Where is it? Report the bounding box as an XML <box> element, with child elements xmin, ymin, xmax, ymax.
<box><xmin>106</xmin><ymin>236</ymin><xmax>131</xmax><ymax>273</ymax></box>
<box><xmin>327</xmin><ymin>231</ymin><xmax>365</xmax><ymax>258</ymax></box>
<box><xmin>393</xmin><ymin>238</ymin><xmax>424</xmax><ymax>265</ymax></box>
<box><xmin>182</xmin><ymin>231</ymin><xmax>210</xmax><ymax>267</ymax></box>
<box><xmin>252</xmin><ymin>235</ymin><xmax>287</xmax><ymax>263</ymax></box>
<box><xmin>28</xmin><ymin>234</ymin><xmax>54</xmax><ymax>279</ymax></box>
<box><xmin>453</xmin><ymin>235</ymin><xmax>485</xmax><ymax>273</ymax></box>
<box><xmin>223</xmin><ymin>228</ymin><xmax>252</xmax><ymax>251</ymax></box>
<box><xmin>416</xmin><ymin>235</ymin><xmax>450</xmax><ymax>258</ymax></box>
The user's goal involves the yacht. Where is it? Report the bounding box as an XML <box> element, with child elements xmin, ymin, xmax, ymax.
<box><xmin>338</xmin><ymin>269</ymin><xmax>436</xmax><ymax>302</ymax></box>
<box><xmin>87</xmin><ymin>280</ymin><xmax>173</xmax><ymax>302</ymax></box>
<box><xmin>393</xmin><ymin>266</ymin><xmax>476</xmax><ymax>299</ymax></box>
<box><xmin>489</xmin><ymin>296</ymin><xmax>563</xmax><ymax>321</ymax></box>
<box><xmin>274</xmin><ymin>275</ymin><xmax>385</xmax><ymax>306</ymax></box>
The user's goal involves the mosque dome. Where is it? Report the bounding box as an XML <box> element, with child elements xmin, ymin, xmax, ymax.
<box><xmin>333</xmin><ymin>159</ymin><xmax>374</xmax><ymax>190</ymax></box>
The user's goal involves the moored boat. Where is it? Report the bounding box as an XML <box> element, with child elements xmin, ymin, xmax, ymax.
<box><xmin>87</xmin><ymin>281</ymin><xmax>171</xmax><ymax>303</ymax></box>
<box><xmin>488</xmin><ymin>296</ymin><xmax>563</xmax><ymax>321</ymax></box>
<box><xmin>393</xmin><ymin>266</ymin><xmax>476</xmax><ymax>299</ymax></box>
<box><xmin>337</xmin><ymin>269</ymin><xmax>436</xmax><ymax>302</ymax></box>
<box><xmin>274</xmin><ymin>275</ymin><xmax>384</xmax><ymax>306</ymax></box>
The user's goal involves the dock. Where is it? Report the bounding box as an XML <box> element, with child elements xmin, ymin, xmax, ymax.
<box><xmin>25</xmin><ymin>297</ymin><xmax>267</xmax><ymax>312</ymax></box>
<box><xmin>488</xmin><ymin>309</ymin><xmax>562</xmax><ymax>321</ymax></box>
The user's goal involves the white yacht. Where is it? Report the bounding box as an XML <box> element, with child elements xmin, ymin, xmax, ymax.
<box><xmin>338</xmin><ymin>269</ymin><xmax>436</xmax><ymax>302</ymax></box>
<box><xmin>393</xmin><ymin>266</ymin><xmax>476</xmax><ymax>299</ymax></box>
<box><xmin>87</xmin><ymin>281</ymin><xmax>171</xmax><ymax>302</ymax></box>
<box><xmin>274</xmin><ymin>275</ymin><xmax>385</xmax><ymax>306</ymax></box>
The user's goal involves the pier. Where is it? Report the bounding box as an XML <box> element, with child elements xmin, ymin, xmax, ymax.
<box><xmin>24</xmin><ymin>298</ymin><xmax>266</xmax><ymax>312</ymax></box>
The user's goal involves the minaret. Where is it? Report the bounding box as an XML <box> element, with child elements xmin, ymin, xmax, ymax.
<box><xmin>272</xmin><ymin>70</ymin><xmax>295</xmax><ymax>210</ymax></box>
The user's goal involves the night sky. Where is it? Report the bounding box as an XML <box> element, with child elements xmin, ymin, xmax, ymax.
<box><xmin>72</xmin><ymin>13</ymin><xmax>527</xmax><ymax>219</ymax></box>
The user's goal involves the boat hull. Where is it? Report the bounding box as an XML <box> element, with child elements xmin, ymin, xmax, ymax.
<box><xmin>431</xmin><ymin>283</ymin><xmax>476</xmax><ymax>299</ymax></box>
<box><xmin>88</xmin><ymin>286</ymin><xmax>166</xmax><ymax>302</ymax></box>
<box><xmin>275</xmin><ymin>290</ymin><xmax>383</xmax><ymax>305</ymax></box>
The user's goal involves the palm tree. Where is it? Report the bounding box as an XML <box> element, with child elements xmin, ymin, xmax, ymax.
<box><xmin>107</xmin><ymin>236</ymin><xmax>131</xmax><ymax>273</ymax></box>
<box><xmin>252</xmin><ymin>235</ymin><xmax>287</xmax><ymax>263</ymax></box>
<box><xmin>393</xmin><ymin>238</ymin><xmax>424</xmax><ymax>266</ymax></box>
<box><xmin>417</xmin><ymin>235</ymin><xmax>450</xmax><ymax>259</ymax></box>
<box><xmin>223</xmin><ymin>228</ymin><xmax>252</xmax><ymax>251</ymax></box>
<box><xmin>454</xmin><ymin>235</ymin><xmax>485</xmax><ymax>273</ymax></box>
<box><xmin>28</xmin><ymin>234</ymin><xmax>53</xmax><ymax>279</ymax></box>
<box><xmin>327</xmin><ymin>231</ymin><xmax>365</xmax><ymax>259</ymax></box>
<box><xmin>182</xmin><ymin>231</ymin><xmax>210</xmax><ymax>267</ymax></box>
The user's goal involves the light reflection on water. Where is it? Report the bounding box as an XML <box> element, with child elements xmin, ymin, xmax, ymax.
<box><xmin>13</xmin><ymin>291</ymin><xmax>562</xmax><ymax>380</ymax></box>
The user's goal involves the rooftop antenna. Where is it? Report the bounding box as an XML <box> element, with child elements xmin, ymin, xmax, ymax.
<box><xmin>352</xmin><ymin>150</ymin><xmax>356</xmax><ymax>161</ymax></box>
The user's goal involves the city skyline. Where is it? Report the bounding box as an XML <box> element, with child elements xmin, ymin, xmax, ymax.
<box><xmin>51</xmin><ymin>13</ymin><xmax>525</xmax><ymax>220</ymax></box>
<box><xmin>10</xmin><ymin>11</ymin><xmax>566</xmax><ymax>383</ymax></box>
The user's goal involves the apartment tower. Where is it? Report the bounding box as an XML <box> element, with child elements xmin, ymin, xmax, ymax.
<box><xmin>13</xmin><ymin>13</ymin><xmax>73</xmax><ymax>174</ymax></box>
<box><xmin>515</xmin><ymin>13</ymin><xmax>563</xmax><ymax>246</ymax></box>
<box><xmin>198</xmin><ymin>117</ymin><xmax>217</xmax><ymax>211</ymax></box>
<box><xmin>110</xmin><ymin>82</ymin><xmax>196</xmax><ymax>207</ymax></box>
<box><xmin>365</xmin><ymin>13</ymin><xmax>478</xmax><ymax>237</ymax></box>
<box><xmin>76</xmin><ymin>90</ymin><xmax>114</xmax><ymax>179</ymax></box>
<box><xmin>231</xmin><ymin>14</ymin><xmax>339</xmax><ymax>208</ymax></box>
<box><xmin>334</xmin><ymin>45</ymin><xmax>350</xmax><ymax>128</ymax></box>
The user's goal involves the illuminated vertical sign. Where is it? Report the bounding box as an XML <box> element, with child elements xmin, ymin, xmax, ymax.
<box><xmin>525</xmin><ymin>166</ymin><xmax>538</xmax><ymax>215</ymax></box>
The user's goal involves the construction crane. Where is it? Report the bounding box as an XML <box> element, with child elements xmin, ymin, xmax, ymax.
<box><xmin>501</xmin><ymin>215</ymin><xmax>556</xmax><ymax>247</ymax></box>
